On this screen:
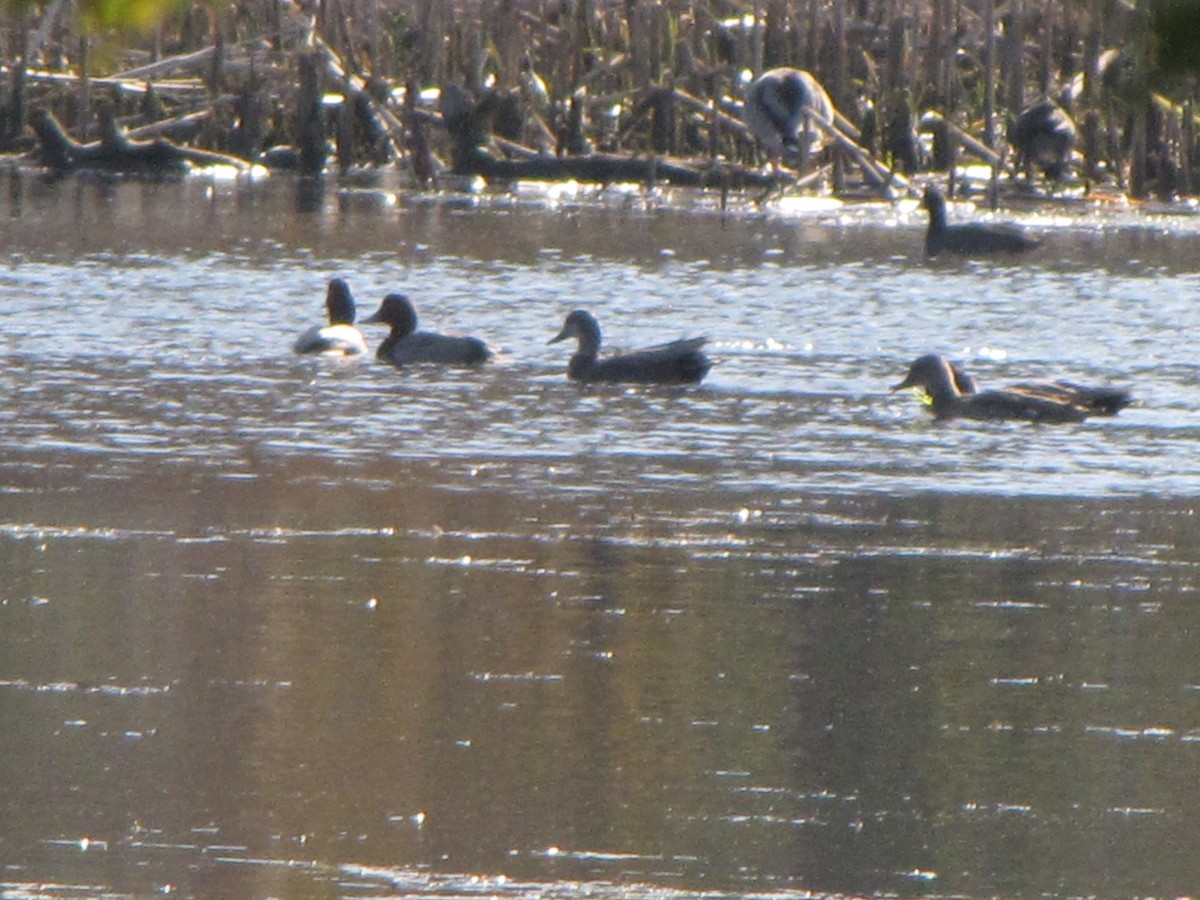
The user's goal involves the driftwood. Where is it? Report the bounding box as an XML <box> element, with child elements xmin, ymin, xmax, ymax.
<box><xmin>920</xmin><ymin>111</ymin><xmax>1012</xmax><ymax>173</ymax></box>
<box><xmin>28</xmin><ymin>107</ymin><xmax>251</xmax><ymax>174</ymax></box>
<box><xmin>801</xmin><ymin>105</ymin><xmax>910</xmax><ymax>192</ymax></box>
<box><xmin>15</xmin><ymin>23</ymin><xmax>906</xmax><ymax>196</ymax></box>
<box><xmin>435</xmin><ymin>80</ymin><xmax>885</xmax><ymax>191</ymax></box>
<box><xmin>453</xmin><ymin>149</ymin><xmax>776</xmax><ymax>189</ymax></box>
<box><xmin>109</xmin><ymin>45</ymin><xmax>218</xmax><ymax>81</ymax></box>
<box><xmin>0</xmin><ymin>64</ymin><xmax>208</xmax><ymax>97</ymax></box>
<box><xmin>313</xmin><ymin>37</ymin><xmax>403</xmax><ymax>163</ymax></box>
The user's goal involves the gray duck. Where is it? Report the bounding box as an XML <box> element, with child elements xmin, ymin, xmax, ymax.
<box><xmin>743</xmin><ymin>67</ymin><xmax>835</xmax><ymax>169</ymax></box>
<box><xmin>363</xmin><ymin>294</ymin><xmax>491</xmax><ymax>366</ymax></box>
<box><xmin>549</xmin><ymin>310</ymin><xmax>712</xmax><ymax>385</ymax></box>
<box><xmin>893</xmin><ymin>353</ymin><xmax>1131</xmax><ymax>423</ymax></box>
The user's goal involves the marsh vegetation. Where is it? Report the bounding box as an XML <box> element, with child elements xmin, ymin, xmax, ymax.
<box><xmin>0</xmin><ymin>1</ymin><xmax>1196</xmax><ymax>197</ymax></box>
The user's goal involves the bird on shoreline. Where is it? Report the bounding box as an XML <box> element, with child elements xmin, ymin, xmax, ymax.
<box><xmin>922</xmin><ymin>186</ymin><xmax>1041</xmax><ymax>257</ymax></box>
<box><xmin>1010</xmin><ymin>98</ymin><xmax>1077</xmax><ymax>183</ymax></box>
<box><xmin>549</xmin><ymin>310</ymin><xmax>712</xmax><ymax>384</ymax></box>
<box><xmin>293</xmin><ymin>278</ymin><xmax>369</xmax><ymax>356</ymax></box>
<box><xmin>743</xmin><ymin>67</ymin><xmax>835</xmax><ymax>170</ymax></box>
<box><xmin>892</xmin><ymin>353</ymin><xmax>1131</xmax><ymax>423</ymax></box>
<box><xmin>362</xmin><ymin>294</ymin><xmax>491</xmax><ymax>366</ymax></box>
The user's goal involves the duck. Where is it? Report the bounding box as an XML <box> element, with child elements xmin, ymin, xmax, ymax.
<box><xmin>743</xmin><ymin>67</ymin><xmax>835</xmax><ymax>169</ymax></box>
<box><xmin>922</xmin><ymin>186</ymin><xmax>1041</xmax><ymax>257</ymax></box>
<box><xmin>892</xmin><ymin>353</ymin><xmax>1132</xmax><ymax>423</ymax></box>
<box><xmin>293</xmin><ymin>277</ymin><xmax>369</xmax><ymax>356</ymax></box>
<box><xmin>549</xmin><ymin>310</ymin><xmax>712</xmax><ymax>385</ymax></box>
<box><xmin>362</xmin><ymin>294</ymin><xmax>491</xmax><ymax>366</ymax></box>
<box><xmin>1009</xmin><ymin>98</ymin><xmax>1077</xmax><ymax>182</ymax></box>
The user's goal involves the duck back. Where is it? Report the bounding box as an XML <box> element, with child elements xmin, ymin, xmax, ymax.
<box><xmin>573</xmin><ymin>337</ymin><xmax>711</xmax><ymax>384</ymax></box>
<box><xmin>922</xmin><ymin>186</ymin><xmax>1040</xmax><ymax>257</ymax></box>
<box><xmin>896</xmin><ymin>353</ymin><xmax>1130</xmax><ymax>423</ymax></box>
<box><xmin>1004</xmin><ymin>381</ymin><xmax>1132</xmax><ymax>416</ymax></box>
<box><xmin>379</xmin><ymin>330</ymin><xmax>492</xmax><ymax>366</ymax></box>
<box><xmin>928</xmin><ymin>222</ymin><xmax>1041</xmax><ymax>257</ymax></box>
<box><xmin>294</xmin><ymin>323</ymin><xmax>368</xmax><ymax>356</ymax></box>
<box><xmin>955</xmin><ymin>388</ymin><xmax>1089</xmax><ymax>423</ymax></box>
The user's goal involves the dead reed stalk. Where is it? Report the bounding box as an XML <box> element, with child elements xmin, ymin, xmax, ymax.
<box><xmin>0</xmin><ymin>0</ymin><xmax>1195</xmax><ymax>197</ymax></box>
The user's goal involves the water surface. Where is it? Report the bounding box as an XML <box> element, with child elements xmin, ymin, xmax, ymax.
<box><xmin>2</xmin><ymin>171</ymin><xmax>1200</xmax><ymax>899</ymax></box>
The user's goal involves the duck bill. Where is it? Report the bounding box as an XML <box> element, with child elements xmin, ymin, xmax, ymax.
<box><xmin>891</xmin><ymin>375</ymin><xmax>916</xmax><ymax>391</ymax></box>
<box><xmin>548</xmin><ymin>328</ymin><xmax>569</xmax><ymax>345</ymax></box>
<box><xmin>361</xmin><ymin>310</ymin><xmax>383</xmax><ymax>325</ymax></box>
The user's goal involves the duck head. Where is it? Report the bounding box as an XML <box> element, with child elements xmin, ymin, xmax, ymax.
<box><xmin>325</xmin><ymin>278</ymin><xmax>356</xmax><ymax>325</ymax></box>
<box><xmin>892</xmin><ymin>353</ymin><xmax>966</xmax><ymax>405</ymax></box>
<box><xmin>549</xmin><ymin>309</ymin><xmax>602</xmax><ymax>354</ymax></box>
<box><xmin>921</xmin><ymin>185</ymin><xmax>947</xmax><ymax>217</ymax></box>
<box><xmin>363</xmin><ymin>293</ymin><xmax>418</xmax><ymax>337</ymax></box>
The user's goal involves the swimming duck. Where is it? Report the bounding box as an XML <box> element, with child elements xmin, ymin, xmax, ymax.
<box><xmin>893</xmin><ymin>353</ymin><xmax>1131</xmax><ymax>423</ymax></box>
<box><xmin>1009</xmin><ymin>98</ymin><xmax>1077</xmax><ymax>182</ymax></box>
<box><xmin>743</xmin><ymin>67</ymin><xmax>835</xmax><ymax>169</ymax></box>
<box><xmin>293</xmin><ymin>278</ymin><xmax>369</xmax><ymax>356</ymax></box>
<box><xmin>549</xmin><ymin>310</ymin><xmax>712</xmax><ymax>385</ymax></box>
<box><xmin>362</xmin><ymin>294</ymin><xmax>491</xmax><ymax>366</ymax></box>
<box><xmin>922</xmin><ymin>186</ymin><xmax>1041</xmax><ymax>257</ymax></box>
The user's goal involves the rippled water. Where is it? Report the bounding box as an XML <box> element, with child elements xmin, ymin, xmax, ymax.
<box><xmin>2</xmin><ymin>170</ymin><xmax>1200</xmax><ymax>899</ymax></box>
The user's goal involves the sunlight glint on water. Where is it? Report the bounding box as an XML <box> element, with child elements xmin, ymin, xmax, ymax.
<box><xmin>1</xmin><ymin>174</ymin><xmax>1200</xmax><ymax>900</ymax></box>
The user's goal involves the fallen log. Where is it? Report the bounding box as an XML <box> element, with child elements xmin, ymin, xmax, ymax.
<box><xmin>452</xmin><ymin>148</ymin><xmax>776</xmax><ymax>189</ymax></box>
<box><xmin>125</xmin><ymin>105</ymin><xmax>218</xmax><ymax>144</ymax></box>
<box><xmin>920</xmin><ymin>110</ymin><xmax>1012</xmax><ymax>173</ymax></box>
<box><xmin>108</xmin><ymin>45</ymin><xmax>218</xmax><ymax>81</ymax></box>
<box><xmin>802</xmin><ymin>104</ymin><xmax>908</xmax><ymax>192</ymax></box>
<box><xmin>28</xmin><ymin>107</ymin><xmax>252</xmax><ymax>174</ymax></box>
<box><xmin>0</xmin><ymin>65</ymin><xmax>208</xmax><ymax>97</ymax></box>
<box><xmin>313</xmin><ymin>37</ymin><xmax>402</xmax><ymax>162</ymax></box>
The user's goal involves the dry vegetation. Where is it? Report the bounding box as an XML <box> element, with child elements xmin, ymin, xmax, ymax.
<box><xmin>0</xmin><ymin>0</ymin><xmax>1196</xmax><ymax>196</ymax></box>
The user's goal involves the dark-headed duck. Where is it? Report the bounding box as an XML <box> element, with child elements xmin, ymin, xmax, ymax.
<box><xmin>362</xmin><ymin>294</ymin><xmax>491</xmax><ymax>367</ymax></box>
<box><xmin>893</xmin><ymin>353</ymin><xmax>1131</xmax><ymax>423</ymax></box>
<box><xmin>922</xmin><ymin>186</ymin><xmax>1041</xmax><ymax>257</ymax></box>
<box><xmin>293</xmin><ymin>278</ymin><xmax>368</xmax><ymax>356</ymax></box>
<box><xmin>549</xmin><ymin>310</ymin><xmax>712</xmax><ymax>385</ymax></box>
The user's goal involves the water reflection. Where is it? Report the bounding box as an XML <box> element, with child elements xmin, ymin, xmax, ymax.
<box><xmin>1</xmin><ymin>174</ymin><xmax>1200</xmax><ymax>899</ymax></box>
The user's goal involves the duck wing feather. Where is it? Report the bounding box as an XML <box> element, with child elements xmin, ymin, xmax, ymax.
<box><xmin>385</xmin><ymin>331</ymin><xmax>491</xmax><ymax>366</ymax></box>
<box><xmin>581</xmin><ymin>337</ymin><xmax>711</xmax><ymax>384</ymax></box>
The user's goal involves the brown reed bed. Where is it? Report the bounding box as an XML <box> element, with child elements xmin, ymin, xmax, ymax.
<box><xmin>0</xmin><ymin>0</ymin><xmax>1196</xmax><ymax>198</ymax></box>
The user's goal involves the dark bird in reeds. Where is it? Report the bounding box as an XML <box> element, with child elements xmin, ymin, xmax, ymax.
<box><xmin>362</xmin><ymin>294</ymin><xmax>491</xmax><ymax>366</ymax></box>
<box><xmin>743</xmin><ymin>68</ymin><xmax>835</xmax><ymax>169</ymax></box>
<box><xmin>922</xmin><ymin>187</ymin><xmax>1041</xmax><ymax>257</ymax></box>
<box><xmin>1009</xmin><ymin>98</ymin><xmax>1077</xmax><ymax>182</ymax></box>
<box><xmin>893</xmin><ymin>354</ymin><xmax>1132</xmax><ymax>423</ymax></box>
<box><xmin>549</xmin><ymin>310</ymin><xmax>712</xmax><ymax>385</ymax></box>
<box><xmin>885</xmin><ymin>89</ymin><xmax>922</xmax><ymax>175</ymax></box>
<box><xmin>293</xmin><ymin>277</ymin><xmax>368</xmax><ymax>356</ymax></box>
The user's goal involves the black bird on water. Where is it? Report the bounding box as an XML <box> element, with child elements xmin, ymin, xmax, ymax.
<box><xmin>922</xmin><ymin>187</ymin><xmax>1041</xmax><ymax>258</ymax></box>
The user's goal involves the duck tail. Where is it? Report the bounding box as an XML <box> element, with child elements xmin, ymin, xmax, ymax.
<box><xmin>1080</xmin><ymin>387</ymin><xmax>1132</xmax><ymax>416</ymax></box>
<box><xmin>1050</xmin><ymin>382</ymin><xmax>1133</xmax><ymax>415</ymax></box>
<box><xmin>683</xmin><ymin>351</ymin><xmax>714</xmax><ymax>383</ymax></box>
